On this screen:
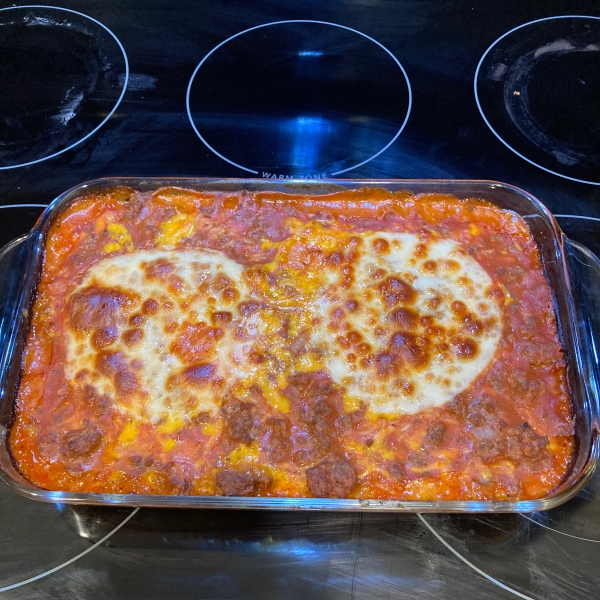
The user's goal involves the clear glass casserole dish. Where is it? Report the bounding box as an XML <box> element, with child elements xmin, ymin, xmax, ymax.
<box><xmin>0</xmin><ymin>178</ymin><xmax>598</xmax><ymax>512</ymax></box>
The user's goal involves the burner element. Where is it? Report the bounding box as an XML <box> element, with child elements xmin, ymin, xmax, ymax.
<box><xmin>0</xmin><ymin>5</ymin><xmax>128</xmax><ymax>170</ymax></box>
<box><xmin>186</xmin><ymin>20</ymin><xmax>411</xmax><ymax>177</ymax></box>
<box><xmin>475</xmin><ymin>16</ymin><xmax>600</xmax><ymax>186</ymax></box>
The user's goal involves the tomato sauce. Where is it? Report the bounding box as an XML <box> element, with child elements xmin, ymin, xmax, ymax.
<box><xmin>9</xmin><ymin>187</ymin><xmax>575</xmax><ymax>500</ymax></box>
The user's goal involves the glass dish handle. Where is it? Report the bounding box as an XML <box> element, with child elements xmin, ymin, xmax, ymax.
<box><xmin>564</xmin><ymin>237</ymin><xmax>600</xmax><ymax>429</ymax></box>
<box><xmin>0</xmin><ymin>235</ymin><xmax>36</xmax><ymax>419</ymax></box>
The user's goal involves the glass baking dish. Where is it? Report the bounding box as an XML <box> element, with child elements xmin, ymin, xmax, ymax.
<box><xmin>0</xmin><ymin>178</ymin><xmax>598</xmax><ymax>512</ymax></box>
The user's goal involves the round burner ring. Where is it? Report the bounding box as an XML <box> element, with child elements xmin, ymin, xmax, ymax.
<box><xmin>474</xmin><ymin>15</ymin><xmax>600</xmax><ymax>186</ymax></box>
<box><xmin>186</xmin><ymin>19</ymin><xmax>412</xmax><ymax>175</ymax></box>
<box><xmin>0</xmin><ymin>5</ymin><xmax>129</xmax><ymax>170</ymax></box>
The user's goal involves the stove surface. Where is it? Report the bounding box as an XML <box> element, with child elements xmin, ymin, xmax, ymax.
<box><xmin>0</xmin><ymin>1</ymin><xmax>599</xmax><ymax>598</ymax></box>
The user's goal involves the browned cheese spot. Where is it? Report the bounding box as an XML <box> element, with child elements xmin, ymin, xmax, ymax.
<box><xmin>142</xmin><ymin>298</ymin><xmax>159</xmax><ymax>315</ymax></box>
<box><xmin>182</xmin><ymin>363</ymin><xmax>217</xmax><ymax>387</ymax></box>
<box><xmin>371</xmin><ymin>238</ymin><xmax>390</xmax><ymax>254</ymax></box>
<box><xmin>211</xmin><ymin>311</ymin><xmax>233</xmax><ymax>325</ymax></box>
<box><xmin>461</xmin><ymin>314</ymin><xmax>483</xmax><ymax>336</ymax></box>
<box><xmin>377</xmin><ymin>276</ymin><xmax>417</xmax><ymax>307</ymax></box>
<box><xmin>170</xmin><ymin>322</ymin><xmax>223</xmax><ymax>363</ymax></box>
<box><xmin>122</xmin><ymin>328</ymin><xmax>144</xmax><ymax>346</ymax></box>
<box><xmin>222</xmin><ymin>287</ymin><xmax>239</xmax><ymax>303</ymax></box>
<box><xmin>329</xmin><ymin>307</ymin><xmax>345</xmax><ymax>332</ymax></box>
<box><xmin>213</xmin><ymin>274</ymin><xmax>234</xmax><ymax>291</ymax></box>
<box><xmin>115</xmin><ymin>370</ymin><xmax>139</xmax><ymax>398</ymax></box>
<box><xmin>96</xmin><ymin>350</ymin><xmax>128</xmax><ymax>377</ymax></box>
<box><xmin>445</xmin><ymin>259</ymin><xmax>460</xmax><ymax>273</ymax></box>
<box><xmin>426</xmin><ymin>296</ymin><xmax>441</xmax><ymax>310</ymax></box>
<box><xmin>345</xmin><ymin>299</ymin><xmax>360</xmax><ymax>313</ymax></box>
<box><xmin>144</xmin><ymin>258</ymin><xmax>174</xmax><ymax>281</ymax></box>
<box><xmin>129</xmin><ymin>313</ymin><xmax>145</xmax><ymax>327</ymax></box>
<box><xmin>388</xmin><ymin>332</ymin><xmax>431</xmax><ymax>369</ymax></box>
<box><xmin>327</xmin><ymin>251</ymin><xmax>344</xmax><ymax>267</ymax></box>
<box><xmin>92</xmin><ymin>326</ymin><xmax>119</xmax><ymax>349</ymax></box>
<box><xmin>451</xmin><ymin>336</ymin><xmax>479</xmax><ymax>360</ymax></box>
<box><xmin>451</xmin><ymin>300</ymin><xmax>467</xmax><ymax>316</ymax></box>
<box><xmin>395</xmin><ymin>378</ymin><xmax>415</xmax><ymax>396</ymax></box>
<box><xmin>239</xmin><ymin>301</ymin><xmax>261</xmax><ymax>316</ymax></box>
<box><xmin>423</xmin><ymin>260</ymin><xmax>437</xmax><ymax>273</ymax></box>
<box><xmin>414</xmin><ymin>243</ymin><xmax>429</xmax><ymax>259</ymax></box>
<box><xmin>95</xmin><ymin>352</ymin><xmax>139</xmax><ymax>399</ymax></box>
<box><xmin>168</xmin><ymin>275</ymin><xmax>185</xmax><ymax>293</ymax></box>
<box><xmin>390</xmin><ymin>307</ymin><xmax>418</xmax><ymax>331</ymax></box>
<box><xmin>69</xmin><ymin>286</ymin><xmax>136</xmax><ymax>333</ymax></box>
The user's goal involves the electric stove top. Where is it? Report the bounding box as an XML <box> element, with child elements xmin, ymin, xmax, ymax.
<box><xmin>0</xmin><ymin>2</ymin><xmax>599</xmax><ymax>598</ymax></box>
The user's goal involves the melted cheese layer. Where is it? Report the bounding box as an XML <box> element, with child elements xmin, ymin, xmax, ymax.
<box><xmin>311</xmin><ymin>232</ymin><xmax>502</xmax><ymax>414</ymax></box>
<box><xmin>66</xmin><ymin>249</ymin><xmax>252</xmax><ymax>423</ymax></box>
<box><xmin>64</xmin><ymin>228</ymin><xmax>502</xmax><ymax>424</ymax></box>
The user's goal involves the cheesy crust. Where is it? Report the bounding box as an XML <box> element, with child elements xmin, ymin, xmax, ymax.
<box><xmin>10</xmin><ymin>187</ymin><xmax>575</xmax><ymax>501</ymax></box>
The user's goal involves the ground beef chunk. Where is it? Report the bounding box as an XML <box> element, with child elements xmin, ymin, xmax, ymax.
<box><xmin>284</xmin><ymin>371</ymin><xmax>341</xmax><ymax>405</ymax></box>
<box><xmin>293</xmin><ymin>404</ymin><xmax>335</xmax><ymax>463</ymax></box>
<box><xmin>82</xmin><ymin>384</ymin><xmax>112</xmax><ymax>416</ymax></box>
<box><xmin>389</xmin><ymin>463</ymin><xmax>405</xmax><ymax>479</ymax></box>
<box><xmin>221</xmin><ymin>399</ymin><xmax>256</xmax><ymax>444</ymax></box>
<box><xmin>505</xmin><ymin>423</ymin><xmax>549</xmax><ymax>460</ymax></box>
<box><xmin>265</xmin><ymin>418</ymin><xmax>291</xmax><ymax>463</ymax></box>
<box><xmin>306</xmin><ymin>457</ymin><xmax>357</xmax><ymax>498</ymax></box>
<box><xmin>467</xmin><ymin>412</ymin><xmax>486</xmax><ymax>427</ymax></box>
<box><xmin>521</xmin><ymin>343</ymin><xmax>560</xmax><ymax>368</ymax></box>
<box><xmin>476</xmin><ymin>423</ymin><xmax>549</xmax><ymax>464</ymax></box>
<box><xmin>215</xmin><ymin>469</ymin><xmax>272</xmax><ymax>496</ymax></box>
<box><xmin>122</xmin><ymin>194</ymin><xmax>144</xmax><ymax>220</ymax></box>
<box><xmin>444</xmin><ymin>396</ymin><xmax>467</xmax><ymax>418</ymax></box>
<box><xmin>191</xmin><ymin>411</ymin><xmax>211</xmax><ymax>424</ymax></box>
<box><xmin>286</xmin><ymin>372</ymin><xmax>345</xmax><ymax>463</ymax></box>
<box><xmin>60</xmin><ymin>423</ymin><xmax>102</xmax><ymax>458</ymax></box>
<box><xmin>476</xmin><ymin>439</ymin><xmax>505</xmax><ymax>464</ymax></box>
<box><xmin>425</xmin><ymin>422</ymin><xmax>446</xmax><ymax>446</ymax></box>
<box><xmin>406</xmin><ymin>452</ymin><xmax>428</xmax><ymax>469</ymax></box>
<box><xmin>335</xmin><ymin>413</ymin><xmax>352</xmax><ymax>430</ymax></box>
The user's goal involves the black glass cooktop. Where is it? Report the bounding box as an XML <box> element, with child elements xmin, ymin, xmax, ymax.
<box><xmin>0</xmin><ymin>1</ymin><xmax>599</xmax><ymax>599</ymax></box>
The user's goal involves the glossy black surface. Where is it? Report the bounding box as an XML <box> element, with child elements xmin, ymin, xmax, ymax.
<box><xmin>475</xmin><ymin>16</ymin><xmax>600</xmax><ymax>185</ymax></box>
<box><xmin>187</xmin><ymin>20</ymin><xmax>411</xmax><ymax>176</ymax></box>
<box><xmin>1</xmin><ymin>0</ymin><xmax>600</xmax><ymax>598</ymax></box>
<box><xmin>0</xmin><ymin>5</ymin><xmax>127</xmax><ymax>169</ymax></box>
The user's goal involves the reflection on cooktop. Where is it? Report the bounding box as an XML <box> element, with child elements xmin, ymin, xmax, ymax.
<box><xmin>0</xmin><ymin>5</ymin><xmax>128</xmax><ymax>170</ymax></box>
<box><xmin>475</xmin><ymin>16</ymin><xmax>600</xmax><ymax>186</ymax></box>
<box><xmin>187</xmin><ymin>20</ymin><xmax>411</xmax><ymax>178</ymax></box>
<box><xmin>0</xmin><ymin>205</ymin><xmax>46</xmax><ymax>248</ymax></box>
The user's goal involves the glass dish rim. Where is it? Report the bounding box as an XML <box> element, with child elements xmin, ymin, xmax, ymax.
<box><xmin>0</xmin><ymin>176</ymin><xmax>597</xmax><ymax>512</ymax></box>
